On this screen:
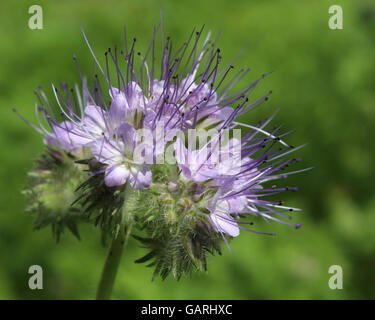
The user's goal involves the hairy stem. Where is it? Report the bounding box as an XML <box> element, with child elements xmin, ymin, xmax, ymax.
<box><xmin>95</xmin><ymin>183</ymin><xmax>134</xmax><ymax>300</ymax></box>
<box><xmin>95</xmin><ymin>227</ymin><xmax>127</xmax><ymax>300</ymax></box>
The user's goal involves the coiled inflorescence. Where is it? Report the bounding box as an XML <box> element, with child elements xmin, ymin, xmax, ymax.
<box><xmin>18</xmin><ymin>17</ymin><xmax>309</xmax><ymax>279</ymax></box>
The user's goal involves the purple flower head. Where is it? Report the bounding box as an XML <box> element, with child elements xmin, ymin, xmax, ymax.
<box><xmin>17</xmin><ymin>13</ymin><xmax>310</xmax><ymax>264</ymax></box>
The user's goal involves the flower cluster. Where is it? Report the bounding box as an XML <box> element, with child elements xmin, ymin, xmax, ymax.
<box><xmin>19</xmin><ymin>20</ymin><xmax>309</xmax><ymax>279</ymax></box>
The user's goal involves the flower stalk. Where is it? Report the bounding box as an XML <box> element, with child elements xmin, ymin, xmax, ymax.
<box><xmin>95</xmin><ymin>225</ymin><xmax>126</xmax><ymax>300</ymax></box>
<box><xmin>96</xmin><ymin>183</ymin><xmax>134</xmax><ymax>300</ymax></box>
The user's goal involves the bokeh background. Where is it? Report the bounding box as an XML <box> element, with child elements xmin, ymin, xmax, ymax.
<box><xmin>0</xmin><ymin>0</ymin><xmax>374</xmax><ymax>299</ymax></box>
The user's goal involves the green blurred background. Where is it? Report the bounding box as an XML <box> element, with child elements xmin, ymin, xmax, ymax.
<box><xmin>0</xmin><ymin>0</ymin><xmax>374</xmax><ymax>299</ymax></box>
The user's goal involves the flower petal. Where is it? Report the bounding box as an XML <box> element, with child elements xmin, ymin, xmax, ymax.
<box><xmin>210</xmin><ymin>212</ymin><xmax>240</xmax><ymax>237</ymax></box>
<box><xmin>46</xmin><ymin>121</ymin><xmax>76</xmax><ymax>150</ymax></box>
<box><xmin>91</xmin><ymin>138</ymin><xmax>123</xmax><ymax>165</ymax></box>
<box><xmin>108</xmin><ymin>89</ymin><xmax>128</xmax><ymax>128</ymax></box>
<box><xmin>104</xmin><ymin>164</ymin><xmax>129</xmax><ymax>187</ymax></box>
<box><xmin>116</xmin><ymin>122</ymin><xmax>136</xmax><ymax>155</ymax></box>
<box><xmin>83</xmin><ymin>105</ymin><xmax>107</xmax><ymax>134</ymax></box>
<box><xmin>128</xmin><ymin>166</ymin><xmax>151</xmax><ymax>189</ymax></box>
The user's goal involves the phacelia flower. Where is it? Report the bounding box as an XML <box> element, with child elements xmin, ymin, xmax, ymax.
<box><xmin>18</xmin><ymin>16</ymin><xmax>310</xmax><ymax>280</ymax></box>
